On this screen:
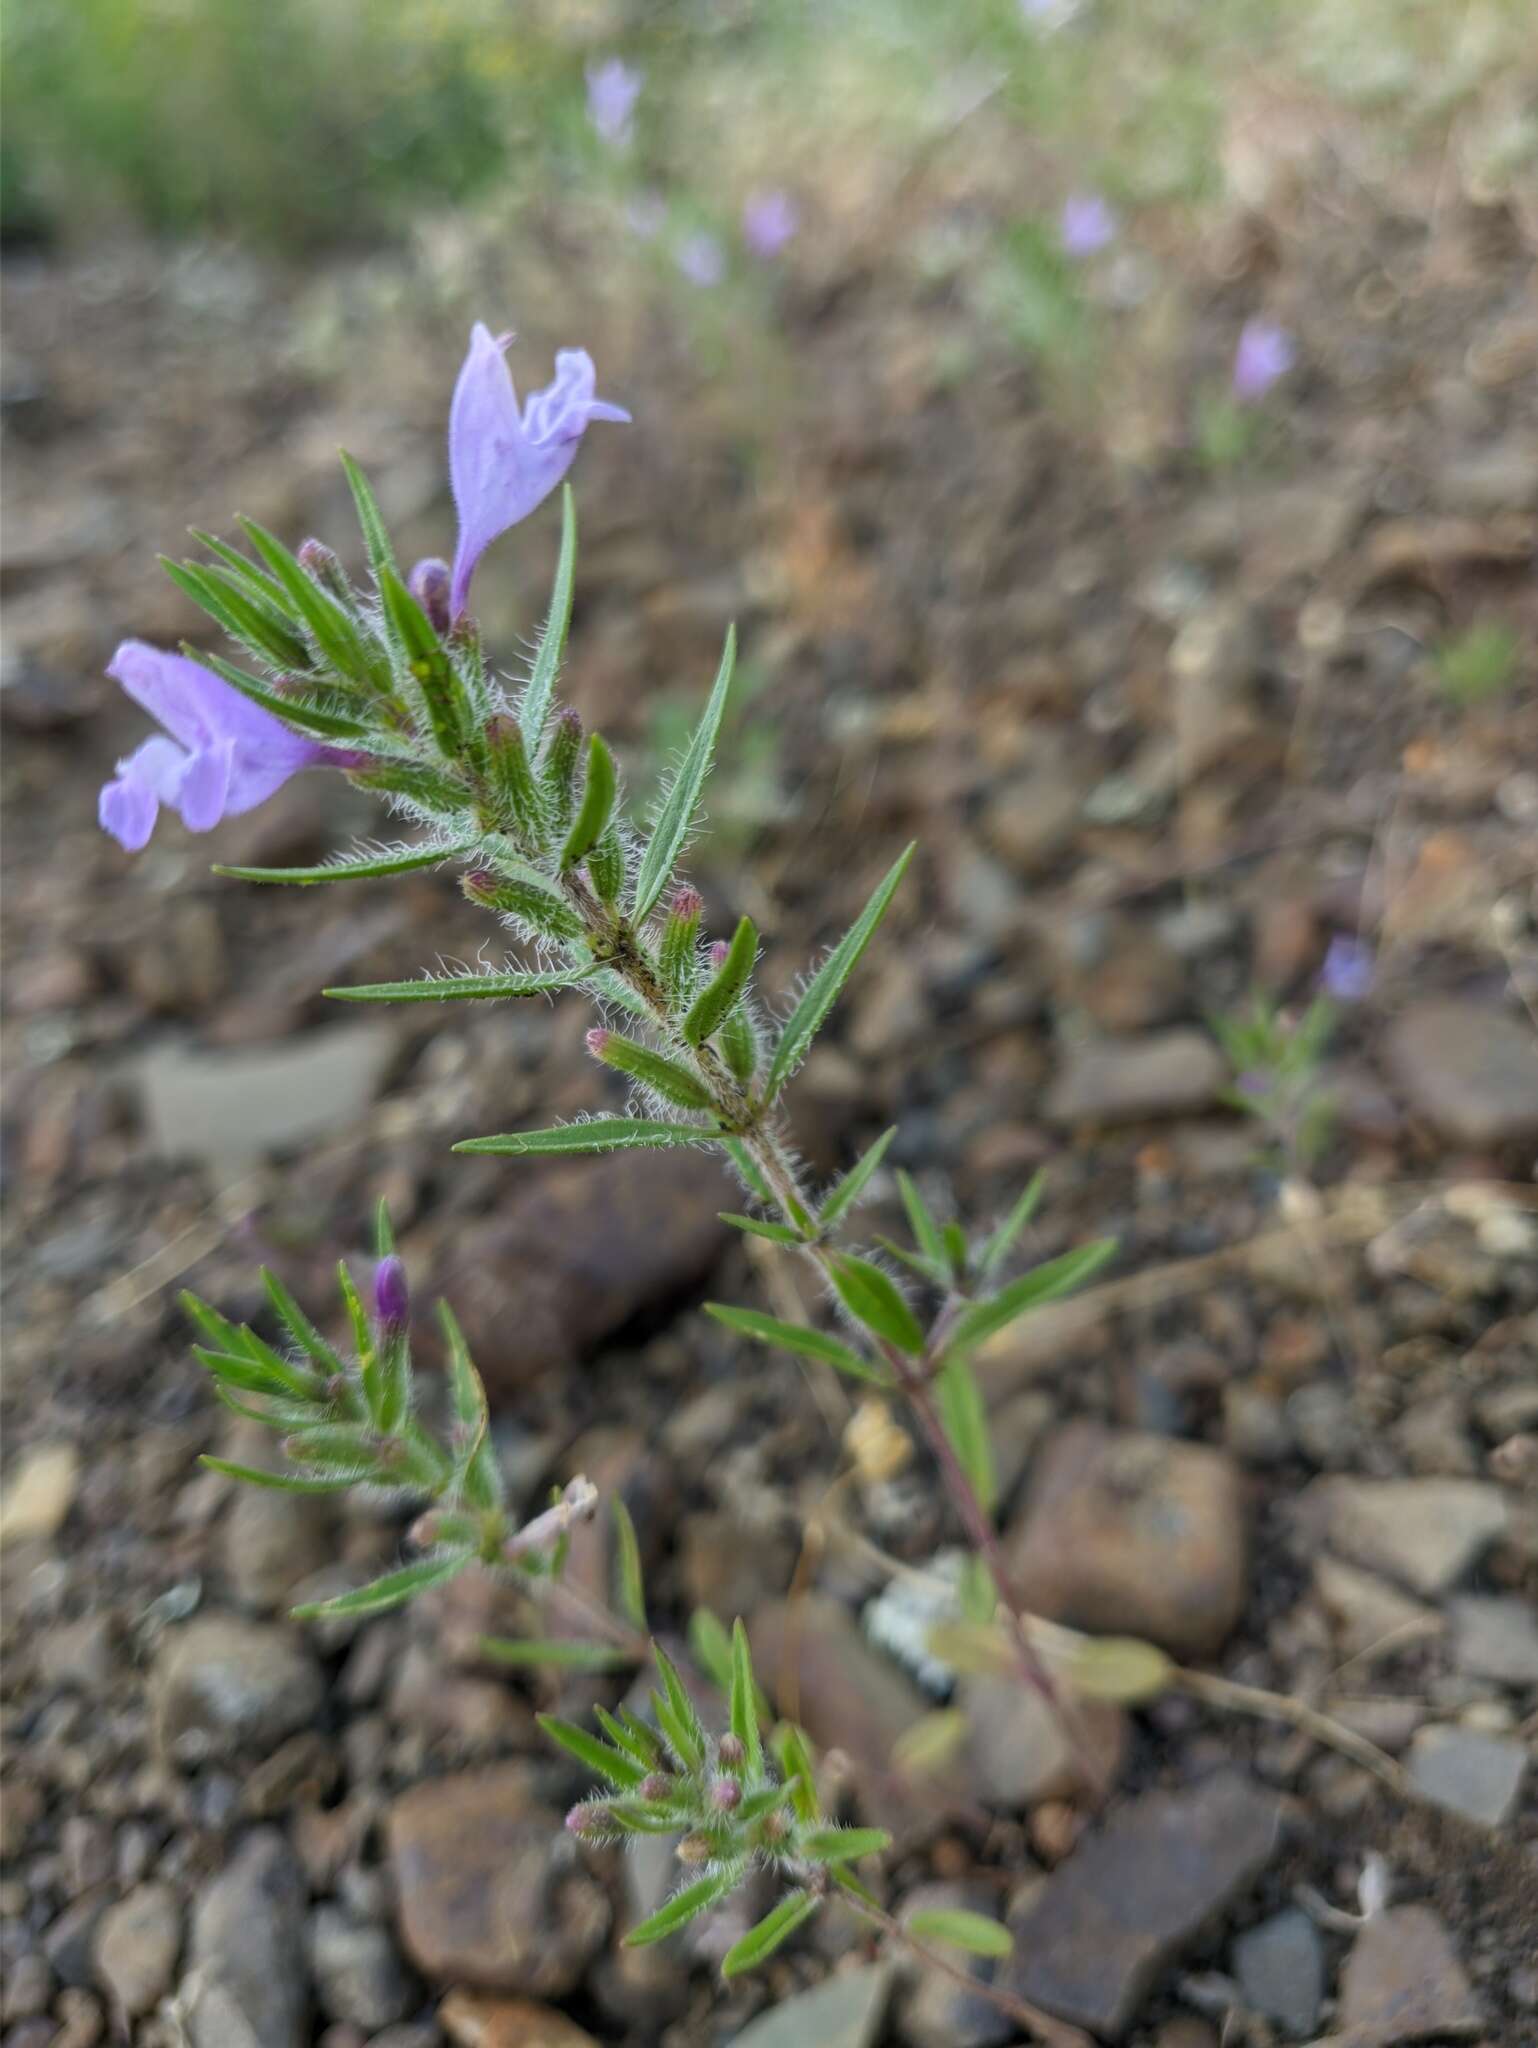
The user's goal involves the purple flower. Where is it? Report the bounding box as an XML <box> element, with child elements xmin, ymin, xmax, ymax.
<box><xmin>742</xmin><ymin>188</ymin><xmax>799</xmax><ymax>259</ymax></box>
<box><xmin>1319</xmin><ymin>935</ymin><xmax>1374</xmax><ymax>1004</ymax></box>
<box><xmin>99</xmin><ymin>641</ymin><xmax>324</xmax><ymax>852</ymax></box>
<box><xmin>675</xmin><ymin>232</ymin><xmax>726</xmax><ymax>288</ymax></box>
<box><xmin>1060</xmin><ymin>191</ymin><xmax>1116</xmax><ymax>258</ymax></box>
<box><xmin>1233</xmin><ymin>318</ymin><xmax>1295</xmax><ymax>402</ymax></box>
<box><xmin>448</xmin><ymin>323</ymin><xmax>629</xmax><ymax>622</ymax></box>
<box><xmin>586</xmin><ymin>57</ymin><xmax>641</xmax><ymax>145</ymax></box>
<box><xmin>373</xmin><ymin>1253</ymin><xmax>410</xmax><ymax>1331</ymax></box>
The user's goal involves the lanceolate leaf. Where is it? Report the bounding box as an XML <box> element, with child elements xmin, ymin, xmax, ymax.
<box><xmin>339</xmin><ymin>451</ymin><xmax>398</xmax><ymax>586</ymax></box>
<box><xmin>651</xmin><ymin>1642</ymin><xmax>706</xmax><ymax>1771</ymax></box>
<box><xmin>718</xmin><ymin>1213</ymin><xmax>805</xmax><ymax>1246</ymax></box>
<box><xmin>631</xmin><ymin>625</ymin><xmax>736</xmax><ymax>923</ymax></box>
<box><xmin>520</xmin><ymin>484</ymin><xmax>577</xmax><ymax>750</ymax></box>
<box><xmin>818</xmin><ymin>1125</ymin><xmax>898</xmax><ymax>1232</ymax></box>
<box><xmin>728</xmin><ymin>1618</ymin><xmax>762</xmax><ymax>1775</ymax></box>
<box><xmin>215</xmin><ymin>839</ymin><xmax>478</xmax><ymax>885</ymax></box>
<box><xmin>199</xmin><ymin>1456</ymin><xmax>355</xmax><ymax>1495</ymax></box>
<box><xmin>538</xmin><ymin>1714</ymin><xmax>649</xmax><ymax>1790</ymax></box>
<box><xmin>183</xmin><ymin>643</ymin><xmax>372</xmax><ymax>738</ymax></box>
<box><xmin>979</xmin><ymin>1170</ymin><xmax>1047</xmax><ymax>1280</ymax></box>
<box><xmin>161</xmin><ymin>558</ymin><xmax>311</xmax><ymax>672</ymax></box>
<box><xmin>935</xmin><ymin>1356</ymin><xmax>996</xmax><ymax>1514</ymax></box>
<box><xmin>906</xmin><ymin>1908</ymin><xmax>1013</xmax><ymax>1959</ymax></box>
<box><xmin>455</xmin><ymin>1118</ymin><xmax>718</xmax><ymax>1158</ymax></box>
<box><xmin>703</xmin><ymin>1304</ymin><xmax>892</xmax><ymax>1387</ymax></box>
<box><xmin>897</xmin><ymin>1171</ymin><xmax>947</xmax><ymax>1271</ymax></box>
<box><xmin>477</xmin><ymin>1637</ymin><xmax>633</xmax><ymax>1672</ymax></box>
<box><xmin>325</xmin><ymin>969</ymin><xmax>593</xmax><ymax>1004</ymax></box>
<box><xmin>829</xmin><ymin>1254</ymin><xmax>925</xmax><ymax>1357</ymax></box>
<box><xmin>720</xmin><ymin>1893</ymin><xmax>819</xmax><ymax>1979</ymax></box>
<box><xmin>764</xmin><ymin>843</ymin><xmax>915</xmax><ymax>1101</ymax></box>
<box><xmin>560</xmin><ymin>732</ymin><xmax>617</xmax><ymax>870</ymax></box>
<box><xmin>291</xmin><ymin>1554</ymin><xmax>471</xmax><ymax>1620</ymax></box>
<box><xmin>612</xmin><ymin>1496</ymin><xmax>647</xmax><ymax>1632</ymax></box>
<box><xmin>944</xmin><ymin>1239</ymin><xmax>1117</xmax><ymax>1358</ymax></box>
<box><xmin>625</xmin><ymin>1869</ymin><xmax>741</xmax><ymax>1949</ymax></box>
<box><xmin>800</xmin><ymin>1827</ymin><xmax>891</xmax><ymax>1864</ymax></box>
<box><xmin>238</xmin><ymin>515</ymin><xmax>383</xmax><ymax>687</ymax></box>
<box><xmin>683</xmin><ymin>914</ymin><xmax>756</xmax><ymax>1047</ymax></box>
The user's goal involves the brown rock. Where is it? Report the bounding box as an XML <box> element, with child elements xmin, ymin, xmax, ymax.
<box><xmin>1043</xmin><ymin>1030</ymin><xmax>1226</xmax><ymax>1127</ymax></box>
<box><xmin>1383</xmin><ymin>999</ymin><xmax>1538</xmax><ymax>1149</ymax></box>
<box><xmin>439</xmin><ymin>1150</ymin><xmax>728</xmax><ymax>1396</ymax></box>
<box><xmin>1338</xmin><ymin>1905</ymin><xmax>1481</xmax><ymax>2040</ymax></box>
<box><xmin>1003</xmin><ymin>1771</ymin><xmax>1284</xmax><ymax>2038</ymax></box>
<box><xmin>388</xmin><ymin>1765</ymin><xmax>608</xmax><ymax>1994</ymax></box>
<box><xmin>960</xmin><ymin>1675</ymin><xmax>1127</xmax><ymax>1808</ymax></box>
<box><xmin>440</xmin><ymin>1991</ymin><xmax>599</xmax><ymax>2047</ymax></box>
<box><xmin>1006</xmin><ymin>1423</ymin><xmax>1247</xmax><ymax>1659</ymax></box>
<box><xmin>93</xmin><ymin>1883</ymin><xmax>182</xmax><ymax>2016</ymax></box>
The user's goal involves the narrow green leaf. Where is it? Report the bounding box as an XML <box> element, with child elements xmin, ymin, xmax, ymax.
<box><xmin>765</xmin><ymin>844</ymin><xmax>915</xmax><ymax>1101</ymax></box>
<box><xmin>560</xmin><ymin>732</ymin><xmax>617</xmax><ymax>870</ymax></box>
<box><xmin>729</xmin><ymin>1619</ymin><xmax>762</xmax><ymax>1775</ymax></box>
<box><xmin>373</xmin><ymin>1198</ymin><xmax>395</xmax><ymax>1259</ymax></box>
<box><xmin>944</xmin><ymin>1240</ymin><xmax>1117</xmax><ymax>1358</ymax></box>
<box><xmin>198</xmin><ymin>1456</ymin><xmax>354</xmax><ymax>1495</ymax></box>
<box><xmin>800</xmin><ymin>1827</ymin><xmax>891</xmax><ymax>1864</ymax></box>
<box><xmin>192</xmin><ymin>1345</ymin><xmax>306</xmax><ymax>1402</ymax></box>
<box><xmin>438</xmin><ymin>1300</ymin><xmax>501</xmax><ymax>1513</ymax></box>
<box><xmin>703</xmin><ymin>1304</ymin><xmax>891</xmax><ymax>1386</ymax></box>
<box><xmin>588</xmin><ymin>1031</ymin><xmax>714</xmax><ymax>1112</ymax></box>
<box><xmin>632</xmin><ymin>624</ymin><xmax>736</xmax><ymax>922</ymax></box>
<box><xmin>238</xmin><ymin>516</ymin><xmax>379</xmax><ymax>685</ymax></box>
<box><xmin>612</xmin><ymin>1496</ymin><xmax>647</xmax><ymax>1632</ymax></box>
<box><xmin>520</xmin><ymin>484</ymin><xmax>577</xmax><ymax>750</ymax></box>
<box><xmin>189</xmin><ymin>529</ymin><xmax>292</xmax><ymax>611</ymax></box>
<box><xmin>326</xmin><ymin>968</ymin><xmax>592</xmax><ymax>1005</ymax></box>
<box><xmin>718</xmin><ymin>1213</ymin><xmax>805</xmax><ymax>1246</ymax></box>
<box><xmin>722</xmin><ymin>1137</ymin><xmax>774</xmax><ymax>1205</ymax></box>
<box><xmin>979</xmin><ymin>1171</ymin><xmax>1048</xmax><ymax>1280</ymax></box>
<box><xmin>651</xmin><ymin>1642</ymin><xmax>706</xmax><ymax>1770</ymax></box>
<box><xmin>339</xmin><ymin>450</ymin><xmax>397</xmax><ymax>586</ymax></box>
<box><xmin>183</xmin><ymin>642</ymin><xmax>372</xmax><ymax>738</ymax></box>
<box><xmin>215</xmin><ymin>839</ymin><xmax>476</xmax><ymax>886</ymax></box>
<box><xmin>906</xmin><ymin>1908</ymin><xmax>1013</xmax><ymax>1959</ymax></box>
<box><xmin>935</xmin><ymin>1357</ymin><xmax>996</xmax><ymax>1514</ymax></box>
<box><xmin>897</xmin><ymin>1171</ymin><xmax>947</xmax><ymax>1270</ymax></box>
<box><xmin>625</xmin><ymin>1869</ymin><xmax>741</xmax><ymax>1948</ymax></box>
<box><xmin>775</xmin><ymin>1724</ymin><xmax>820</xmax><ymax>1825</ymax></box>
<box><xmin>596</xmin><ymin>1706</ymin><xmax>660</xmax><ymax>1765</ymax></box>
<box><xmin>687</xmin><ymin>1608</ymin><xmax>734</xmax><ymax>1691</ymax></box>
<box><xmin>160</xmin><ymin>558</ymin><xmax>311</xmax><ymax>671</ymax></box>
<box><xmin>818</xmin><ymin>1126</ymin><xmax>898</xmax><ymax>1232</ymax></box>
<box><xmin>291</xmin><ymin>1554</ymin><xmax>469</xmax><ymax>1620</ymax></box>
<box><xmin>456</xmin><ymin>1117</ymin><xmax>717</xmax><ymax>1158</ymax></box>
<box><xmin>683</xmin><ymin>914</ymin><xmax>756</xmax><ymax>1048</ymax></box>
<box><xmin>336</xmin><ymin>1261</ymin><xmax>377</xmax><ymax>1423</ymax></box>
<box><xmin>180</xmin><ymin>1289</ymin><xmax>258</xmax><ymax>1359</ymax></box>
<box><xmin>379</xmin><ymin>563</ymin><xmax>470</xmax><ymax>757</ymax></box>
<box><xmin>478</xmin><ymin>1637</ymin><xmax>632</xmax><ymax>1672</ymax></box>
<box><xmin>538</xmin><ymin>1713</ymin><xmax>649</xmax><ymax>1790</ymax></box>
<box><xmin>720</xmin><ymin>1893</ymin><xmax>819</xmax><ymax>1979</ymax></box>
<box><xmin>829</xmin><ymin>1254</ymin><xmax>925</xmax><ymax>1357</ymax></box>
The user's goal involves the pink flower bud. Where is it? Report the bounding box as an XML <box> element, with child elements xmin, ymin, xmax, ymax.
<box><xmin>585</xmin><ymin>1028</ymin><xmax>611</xmax><ymax>1058</ymax></box>
<box><xmin>639</xmin><ymin>1773</ymin><xmax>674</xmax><ymax>1802</ymax></box>
<box><xmin>373</xmin><ymin>1254</ymin><xmax>409</xmax><ymax>1332</ymax></box>
<box><xmin>709</xmin><ymin>1776</ymin><xmax>742</xmax><ymax>1811</ymax></box>
<box><xmin>670</xmin><ymin>885</ymin><xmax>704</xmax><ymax>920</ymax></box>
<box><xmin>717</xmin><ymin>1734</ymin><xmax>746</xmax><ymax>1768</ymax></box>
<box><xmin>409</xmin><ymin>557</ymin><xmax>452</xmax><ymax>637</ymax></box>
<box><xmin>708</xmin><ymin>939</ymin><xmax>729</xmax><ymax>969</ymax></box>
<box><xmin>565</xmin><ymin>1802</ymin><xmax>609</xmax><ymax>1838</ymax></box>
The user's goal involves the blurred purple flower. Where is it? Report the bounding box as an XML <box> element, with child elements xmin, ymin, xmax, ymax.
<box><xmin>586</xmin><ymin>57</ymin><xmax>642</xmax><ymax>145</ymax></box>
<box><xmin>743</xmin><ymin>188</ymin><xmax>799</xmax><ymax>259</ymax></box>
<box><xmin>1233</xmin><ymin>318</ymin><xmax>1295</xmax><ymax>401</ymax></box>
<box><xmin>99</xmin><ymin>641</ymin><xmax>324</xmax><ymax>852</ymax></box>
<box><xmin>448</xmin><ymin>322</ymin><xmax>629</xmax><ymax>621</ymax></box>
<box><xmin>1319</xmin><ymin>935</ymin><xmax>1374</xmax><ymax>1003</ymax></box>
<box><xmin>676</xmin><ymin>232</ymin><xmax>726</xmax><ymax>288</ymax></box>
<box><xmin>1061</xmin><ymin>191</ymin><xmax>1116</xmax><ymax>258</ymax></box>
<box><xmin>373</xmin><ymin>1253</ymin><xmax>410</xmax><ymax>1331</ymax></box>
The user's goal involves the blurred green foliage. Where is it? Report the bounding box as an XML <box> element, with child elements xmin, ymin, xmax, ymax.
<box><xmin>1434</xmin><ymin>622</ymin><xmax>1520</xmax><ymax>707</ymax></box>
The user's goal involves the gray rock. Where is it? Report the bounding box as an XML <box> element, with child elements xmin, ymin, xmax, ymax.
<box><xmin>153</xmin><ymin>1613</ymin><xmax>324</xmax><ymax>1766</ymax></box>
<box><xmin>1044</xmin><ymin>1029</ymin><xmax>1226</xmax><ymax>1126</ymax></box>
<box><xmin>1339</xmin><ymin>1904</ymin><xmax>1481</xmax><ymax>2039</ymax></box>
<box><xmin>1407</xmin><ymin>1724</ymin><xmax>1528</xmax><ymax>1828</ymax></box>
<box><xmin>2</xmin><ymin>1952</ymin><xmax>53</xmax><ymax>2021</ymax></box>
<box><xmin>1448</xmin><ymin>1594</ymin><xmax>1538</xmax><ymax>1686</ymax></box>
<box><xmin>222</xmin><ymin>1484</ymin><xmax>337</xmax><ymax>1613</ymax></box>
<box><xmin>93</xmin><ymin>1882</ymin><xmax>182</xmax><ymax>2016</ymax></box>
<box><xmin>134</xmin><ymin>1021</ymin><xmax>396</xmax><ymax>1169</ymax></box>
<box><xmin>184</xmin><ymin>1828</ymin><xmax>309</xmax><ymax>2048</ymax></box>
<box><xmin>1003</xmin><ymin>1771</ymin><xmax>1284</xmax><ymax>2039</ymax></box>
<box><xmin>894</xmin><ymin>1884</ymin><xmax>1012</xmax><ymax>2048</ymax></box>
<box><xmin>1232</xmin><ymin>1908</ymin><xmax>1323</xmax><ymax>2036</ymax></box>
<box><xmin>1304</xmin><ymin>1477</ymin><xmax>1508</xmax><ymax>1597</ymax></box>
<box><xmin>43</xmin><ymin>1888</ymin><xmax>114</xmax><ymax>1988</ymax></box>
<box><xmin>727</xmin><ymin>1963</ymin><xmax>893</xmax><ymax>2048</ymax></box>
<box><xmin>1383</xmin><ymin>1000</ymin><xmax>1538</xmax><ymax>1150</ymax></box>
<box><xmin>308</xmin><ymin>1905</ymin><xmax>412</xmax><ymax>2031</ymax></box>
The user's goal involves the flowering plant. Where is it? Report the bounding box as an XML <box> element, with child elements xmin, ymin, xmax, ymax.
<box><xmin>112</xmin><ymin>322</ymin><xmax>1118</xmax><ymax>2012</ymax></box>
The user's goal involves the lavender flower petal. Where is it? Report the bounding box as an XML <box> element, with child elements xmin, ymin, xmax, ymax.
<box><xmin>586</xmin><ymin>57</ymin><xmax>642</xmax><ymax>145</ymax></box>
<box><xmin>1319</xmin><ymin>935</ymin><xmax>1374</xmax><ymax>1003</ymax></box>
<box><xmin>1061</xmin><ymin>191</ymin><xmax>1116</xmax><ymax>258</ymax></box>
<box><xmin>99</xmin><ymin>642</ymin><xmax>323</xmax><ymax>850</ymax></box>
<box><xmin>743</xmin><ymin>188</ymin><xmax>799</xmax><ymax>259</ymax></box>
<box><xmin>676</xmin><ymin>231</ymin><xmax>726</xmax><ymax>288</ymax></box>
<box><xmin>447</xmin><ymin>323</ymin><xmax>629</xmax><ymax>621</ymax></box>
<box><xmin>1233</xmin><ymin>318</ymin><xmax>1295</xmax><ymax>401</ymax></box>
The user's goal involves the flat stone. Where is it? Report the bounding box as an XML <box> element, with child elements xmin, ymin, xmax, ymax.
<box><xmin>1406</xmin><ymin>1725</ymin><xmax>1528</xmax><ymax>1828</ymax></box>
<box><xmin>93</xmin><ymin>1882</ymin><xmax>182</xmax><ymax>2015</ymax></box>
<box><xmin>748</xmin><ymin>1598</ymin><xmax>970</xmax><ymax>1833</ymax></box>
<box><xmin>134</xmin><ymin>1020</ymin><xmax>396</xmax><ymax>1169</ymax></box>
<box><xmin>1232</xmin><ymin>1908</ymin><xmax>1324</xmax><ymax>2037</ymax></box>
<box><xmin>961</xmin><ymin>1674</ymin><xmax>1127</xmax><ymax>1808</ymax></box>
<box><xmin>439</xmin><ymin>1992</ymin><xmax>600</xmax><ymax>2047</ymax></box>
<box><xmin>1044</xmin><ymin>1030</ymin><xmax>1226</xmax><ymax>1126</ymax></box>
<box><xmin>1312</xmin><ymin>1556</ymin><xmax>1442</xmax><ymax>1665</ymax></box>
<box><xmin>439</xmin><ymin>1149</ymin><xmax>728</xmax><ymax>1397</ymax></box>
<box><xmin>1338</xmin><ymin>1904</ymin><xmax>1481</xmax><ymax>2040</ymax></box>
<box><xmin>388</xmin><ymin>1764</ymin><xmax>608</xmax><ymax>1993</ymax></box>
<box><xmin>0</xmin><ymin>1442</ymin><xmax>79</xmax><ymax>1546</ymax></box>
<box><xmin>1304</xmin><ymin>1478</ymin><xmax>1508</xmax><ymax>1597</ymax></box>
<box><xmin>1448</xmin><ymin>1594</ymin><xmax>1538</xmax><ymax>1686</ymax></box>
<box><xmin>184</xmin><ymin>1828</ymin><xmax>310</xmax><ymax>2048</ymax></box>
<box><xmin>1383</xmin><ymin>1000</ymin><xmax>1538</xmax><ymax>1150</ymax></box>
<box><xmin>152</xmin><ymin>1613</ymin><xmax>324</xmax><ymax>1766</ymax></box>
<box><xmin>727</xmin><ymin>1963</ymin><xmax>894</xmax><ymax>2048</ymax></box>
<box><xmin>1005</xmin><ymin>1423</ymin><xmax>1247</xmax><ymax>1660</ymax></box>
<box><xmin>222</xmin><ymin>1481</ymin><xmax>337</xmax><ymax>1612</ymax></box>
<box><xmin>308</xmin><ymin>1905</ymin><xmax>413</xmax><ymax>2031</ymax></box>
<box><xmin>1002</xmin><ymin>1771</ymin><xmax>1284</xmax><ymax>2039</ymax></box>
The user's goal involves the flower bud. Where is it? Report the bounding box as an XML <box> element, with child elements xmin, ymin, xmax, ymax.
<box><xmin>373</xmin><ymin>1253</ymin><xmax>409</xmax><ymax>1332</ymax></box>
<box><xmin>566</xmin><ymin>1802</ymin><xmax>610</xmax><ymax>1838</ymax></box>
<box><xmin>709</xmin><ymin>1776</ymin><xmax>742</xmax><ymax>1812</ymax></box>
<box><xmin>585</xmin><ymin>1027</ymin><xmax>610</xmax><ymax>1059</ymax></box>
<box><xmin>639</xmin><ymin>1773</ymin><xmax>674</xmax><ymax>1802</ymax></box>
<box><xmin>408</xmin><ymin>557</ymin><xmax>452</xmax><ymax>637</ymax></box>
<box><xmin>297</xmin><ymin>537</ymin><xmax>348</xmax><ymax>601</ymax></box>
<box><xmin>676</xmin><ymin>1832</ymin><xmax>714</xmax><ymax>1865</ymax></box>
<box><xmin>408</xmin><ymin>1510</ymin><xmax>445</xmax><ymax>1548</ymax></box>
<box><xmin>708</xmin><ymin>938</ymin><xmax>729</xmax><ymax>970</ymax></box>
<box><xmin>717</xmin><ymin>1734</ymin><xmax>746</xmax><ymax>1769</ymax></box>
<box><xmin>660</xmin><ymin>885</ymin><xmax>705</xmax><ymax>1003</ymax></box>
<box><xmin>540</xmin><ymin>707</ymin><xmax>584</xmax><ymax>833</ymax></box>
<box><xmin>758</xmin><ymin>1808</ymin><xmax>791</xmax><ymax>1844</ymax></box>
